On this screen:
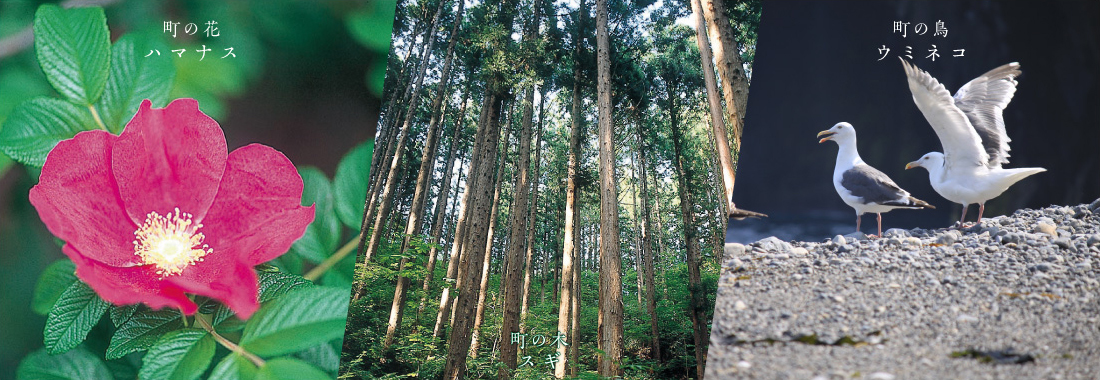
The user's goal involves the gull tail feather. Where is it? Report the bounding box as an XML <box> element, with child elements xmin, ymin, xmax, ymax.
<box><xmin>883</xmin><ymin>196</ymin><xmax>936</xmax><ymax>209</ymax></box>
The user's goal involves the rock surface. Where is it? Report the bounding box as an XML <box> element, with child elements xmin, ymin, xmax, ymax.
<box><xmin>707</xmin><ymin>202</ymin><xmax>1100</xmax><ymax>379</ymax></box>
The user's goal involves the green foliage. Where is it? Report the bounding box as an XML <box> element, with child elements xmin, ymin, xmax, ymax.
<box><xmin>334</xmin><ymin>139</ymin><xmax>375</xmax><ymax>229</ymax></box>
<box><xmin>43</xmin><ymin>280</ymin><xmax>110</xmax><ymax>354</ymax></box>
<box><xmin>16</xmin><ymin>347</ymin><xmax>112</xmax><ymax>380</ymax></box>
<box><xmin>95</xmin><ymin>31</ymin><xmax>175</xmax><ymax>133</ymax></box>
<box><xmin>291</xmin><ymin>167</ymin><xmax>341</xmax><ymax>263</ymax></box>
<box><xmin>209</xmin><ymin>353</ymin><xmax>259</xmax><ymax>380</ymax></box>
<box><xmin>32</xmin><ymin>5</ymin><xmax>110</xmax><ymax>106</ymax></box>
<box><xmin>138</xmin><ymin>329</ymin><xmax>216</xmax><ymax>380</ymax></box>
<box><xmin>256</xmin><ymin>358</ymin><xmax>332</xmax><ymax>380</ymax></box>
<box><xmin>106</xmin><ymin>308</ymin><xmax>184</xmax><ymax>360</ymax></box>
<box><xmin>30</xmin><ymin>259</ymin><xmax>77</xmax><ymax>315</ymax></box>
<box><xmin>241</xmin><ymin>286</ymin><xmax>351</xmax><ymax>357</ymax></box>
<box><xmin>0</xmin><ymin>97</ymin><xmax>95</xmax><ymax>167</ymax></box>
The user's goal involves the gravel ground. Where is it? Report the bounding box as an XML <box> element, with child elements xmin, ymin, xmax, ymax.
<box><xmin>705</xmin><ymin>200</ymin><xmax>1100</xmax><ymax>380</ymax></box>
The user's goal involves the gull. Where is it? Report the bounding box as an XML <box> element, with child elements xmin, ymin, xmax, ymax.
<box><xmin>819</xmin><ymin>122</ymin><xmax>935</xmax><ymax>237</ymax></box>
<box><xmin>900</xmin><ymin>58</ymin><xmax>1045</xmax><ymax>226</ymax></box>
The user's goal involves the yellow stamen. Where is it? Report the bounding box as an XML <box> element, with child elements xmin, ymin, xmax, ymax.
<box><xmin>133</xmin><ymin>207</ymin><xmax>211</xmax><ymax>277</ymax></box>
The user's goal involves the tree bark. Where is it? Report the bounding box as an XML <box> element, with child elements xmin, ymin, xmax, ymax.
<box><xmin>555</xmin><ymin>4</ymin><xmax>585</xmax><ymax>378</ymax></box>
<box><xmin>382</xmin><ymin>0</ymin><xmax>465</xmax><ymax>349</ymax></box>
<box><xmin>595</xmin><ymin>0</ymin><xmax>623</xmax><ymax>375</ymax></box>
<box><xmin>498</xmin><ymin>3</ymin><xmax>543</xmax><ymax>373</ymax></box>
<box><xmin>668</xmin><ymin>79</ymin><xmax>708</xmax><ymax>379</ymax></box>
<box><xmin>470</xmin><ymin>122</ymin><xmax>512</xmax><ymax>358</ymax></box>
<box><xmin>633</xmin><ymin>115</ymin><xmax>661</xmax><ymax>361</ymax></box>
<box><xmin>442</xmin><ymin>1</ymin><xmax>518</xmax><ymax>373</ymax></box>
<box><xmin>361</xmin><ymin>0</ymin><xmax>448</xmax><ymax>266</ymax></box>
<box><xmin>417</xmin><ymin>90</ymin><xmax>470</xmax><ymax>326</ymax></box>
<box><xmin>689</xmin><ymin>0</ymin><xmax>738</xmax><ymax>217</ymax></box>
<box><xmin>520</xmin><ymin>87</ymin><xmax>547</xmax><ymax>333</ymax></box>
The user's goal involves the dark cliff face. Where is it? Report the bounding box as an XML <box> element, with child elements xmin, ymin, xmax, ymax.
<box><xmin>733</xmin><ymin>0</ymin><xmax>1100</xmax><ymax>229</ymax></box>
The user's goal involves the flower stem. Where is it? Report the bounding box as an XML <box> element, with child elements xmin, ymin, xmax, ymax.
<box><xmin>303</xmin><ymin>234</ymin><xmax>362</xmax><ymax>281</ymax></box>
<box><xmin>87</xmin><ymin>105</ymin><xmax>108</xmax><ymax>131</ymax></box>
<box><xmin>195</xmin><ymin>313</ymin><xmax>266</xmax><ymax>368</ymax></box>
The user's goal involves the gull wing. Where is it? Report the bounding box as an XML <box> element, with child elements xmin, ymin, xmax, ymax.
<box><xmin>900</xmin><ymin>57</ymin><xmax>988</xmax><ymax>171</ymax></box>
<box><xmin>952</xmin><ymin>62</ymin><xmax>1021</xmax><ymax>168</ymax></box>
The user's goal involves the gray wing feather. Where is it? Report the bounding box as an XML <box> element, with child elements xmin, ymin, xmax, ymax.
<box><xmin>841</xmin><ymin>164</ymin><xmax>907</xmax><ymax>204</ymax></box>
<box><xmin>953</xmin><ymin>62</ymin><xmax>1021</xmax><ymax>168</ymax></box>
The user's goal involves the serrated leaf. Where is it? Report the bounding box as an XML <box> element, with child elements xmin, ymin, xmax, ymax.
<box><xmin>138</xmin><ymin>329</ymin><xmax>215</xmax><ymax>380</ymax></box>
<box><xmin>0</xmin><ymin>97</ymin><xmax>96</xmax><ymax>167</ymax></box>
<box><xmin>240</xmin><ymin>286</ymin><xmax>349</xmax><ymax>357</ymax></box>
<box><xmin>31</xmin><ymin>259</ymin><xmax>77</xmax><ymax>315</ymax></box>
<box><xmin>95</xmin><ymin>31</ymin><xmax>175</xmax><ymax>133</ymax></box>
<box><xmin>209</xmin><ymin>353</ymin><xmax>259</xmax><ymax>380</ymax></box>
<box><xmin>333</xmin><ymin>140</ymin><xmax>373</xmax><ymax>229</ymax></box>
<box><xmin>44</xmin><ymin>281</ymin><xmax>109</xmax><ymax>354</ymax></box>
<box><xmin>33</xmin><ymin>4</ymin><xmax>111</xmax><ymax>105</ymax></box>
<box><xmin>292</xmin><ymin>340</ymin><xmax>340</xmax><ymax>375</ymax></box>
<box><xmin>258</xmin><ymin>271</ymin><xmax>313</xmax><ymax>303</ymax></box>
<box><xmin>109</xmin><ymin>304</ymin><xmax>139</xmax><ymax>327</ymax></box>
<box><xmin>16</xmin><ymin>347</ymin><xmax>111</xmax><ymax>380</ymax></box>
<box><xmin>290</xmin><ymin>167</ymin><xmax>339</xmax><ymax>263</ymax></box>
<box><xmin>105</xmin><ymin>308</ymin><xmax>183</xmax><ymax>360</ymax></box>
<box><xmin>255</xmin><ymin>358</ymin><xmax>330</xmax><ymax>380</ymax></box>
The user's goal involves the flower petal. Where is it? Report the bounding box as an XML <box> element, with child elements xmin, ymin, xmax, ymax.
<box><xmin>167</xmin><ymin>248</ymin><xmax>261</xmax><ymax>318</ymax></box>
<box><xmin>65</xmin><ymin>245</ymin><xmax>196</xmax><ymax>314</ymax></box>
<box><xmin>29</xmin><ymin>130</ymin><xmax>140</xmax><ymax>266</ymax></box>
<box><xmin>112</xmin><ymin>99</ymin><xmax>227</xmax><ymax>224</ymax></box>
<box><xmin>202</xmin><ymin>144</ymin><xmax>315</xmax><ymax>265</ymax></box>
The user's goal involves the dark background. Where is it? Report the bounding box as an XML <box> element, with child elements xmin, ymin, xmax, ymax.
<box><xmin>727</xmin><ymin>0</ymin><xmax>1100</xmax><ymax>243</ymax></box>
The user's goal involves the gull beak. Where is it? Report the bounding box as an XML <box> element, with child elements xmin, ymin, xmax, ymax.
<box><xmin>817</xmin><ymin>130</ymin><xmax>834</xmax><ymax>143</ymax></box>
<box><xmin>905</xmin><ymin>161</ymin><xmax>918</xmax><ymax>170</ymax></box>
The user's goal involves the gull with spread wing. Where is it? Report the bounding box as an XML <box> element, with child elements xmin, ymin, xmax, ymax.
<box><xmin>900</xmin><ymin>58</ymin><xmax>1045</xmax><ymax>227</ymax></box>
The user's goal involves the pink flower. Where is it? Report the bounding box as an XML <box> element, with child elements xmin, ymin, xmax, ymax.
<box><xmin>29</xmin><ymin>99</ymin><xmax>314</xmax><ymax>319</ymax></box>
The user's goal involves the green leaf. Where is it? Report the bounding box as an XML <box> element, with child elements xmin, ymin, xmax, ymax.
<box><xmin>240</xmin><ymin>286</ymin><xmax>349</xmax><ymax>357</ymax></box>
<box><xmin>138</xmin><ymin>329</ymin><xmax>215</xmax><ymax>380</ymax></box>
<box><xmin>209</xmin><ymin>353</ymin><xmax>259</xmax><ymax>380</ymax></box>
<box><xmin>258</xmin><ymin>271</ymin><xmax>314</xmax><ymax>303</ymax></box>
<box><xmin>43</xmin><ymin>281</ymin><xmax>109</xmax><ymax>354</ymax></box>
<box><xmin>105</xmin><ymin>308</ymin><xmax>183</xmax><ymax>360</ymax></box>
<box><xmin>290</xmin><ymin>167</ymin><xmax>340</xmax><ymax>263</ymax></box>
<box><xmin>292</xmin><ymin>341</ymin><xmax>340</xmax><ymax>375</ymax></box>
<box><xmin>95</xmin><ymin>31</ymin><xmax>175</xmax><ymax>133</ymax></box>
<box><xmin>31</xmin><ymin>259</ymin><xmax>77</xmax><ymax>315</ymax></box>
<box><xmin>16</xmin><ymin>347</ymin><xmax>111</xmax><ymax>380</ymax></box>
<box><xmin>333</xmin><ymin>140</ymin><xmax>373</xmax><ymax>229</ymax></box>
<box><xmin>255</xmin><ymin>358</ymin><xmax>330</xmax><ymax>380</ymax></box>
<box><xmin>108</xmin><ymin>304</ymin><xmax>139</xmax><ymax>327</ymax></box>
<box><xmin>33</xmin><ymin>4</ymin><xmax>111</xmax><ymax>105</ymax></box>
<box><xmin>0</xmin><ymin>97</ymin><xmax>96</xmax><ymax>167</ymax></box>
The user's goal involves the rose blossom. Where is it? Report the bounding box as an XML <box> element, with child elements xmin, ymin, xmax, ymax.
<box><xmin>29</xmin><ymin>98</ymin><xmax>314</xmax><ymax>319</ymax></box>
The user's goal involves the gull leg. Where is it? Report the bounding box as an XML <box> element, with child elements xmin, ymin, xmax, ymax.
<box><xmin>954</xmin><ymin>204</ymin><xmax>969</xmax><ymax>228</ymax></box>
<box><xmin>856</xmin><ymin>213</ymin><xmax>861</xmax><ymax>234</ymax></box>
<box><xmin>875</xmin><ymin>213</ymin><xmax>883</xmax><ymax>238</ymax></box>
<box><xmin>977</xmin><ymin>203</ymin><xmax>986</xmax><ymax>224</ymax></box>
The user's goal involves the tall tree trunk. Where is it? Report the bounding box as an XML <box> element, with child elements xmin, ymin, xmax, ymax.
<box><xmin>382</xmin><ymin>0</ymin><xmax>466</xmax><ymax>349</ymax></box>
<box><xmin>634</xmin><ymin>114</ymin><xmax>661</xmax><ymax>362</ymax></box>
<box><xmin>689</xmin><ymin>0</ymin><xmax>737</xmax><ymax>217</ymax></box>
<box><xmin>470</xmin><ymin>123</ymin><xmax>513</xmax><ymax>358</ymax></box>
<box><xmin>498</xmin><ymin>3</ymin><xmax>543</xmax><ymax>373</ymax></box>
<box><xmin>555</xmin><ymin>4</ymin><xmax>586</xmax><ymax>377</ymax></box>
<box><xmin>568</xmin><ymin>244</ymin><xmax>580</xmax><ymax>377</ymax></box>
<box><xmin>360</xmin><ymin>0</ymin><xmax>448</xmax><ymax>267</ymax></box>
<box><xmin>417</xmin><ymin>89</ymin><xmax>471</xmax><ymax>326</ymax></box>
<box><xmin>442</xmin><ymin>0</ymin><xmax>518</xmax><ymax>370</ymax></box>
<box><xmin>594</xmin><ymin>0</ymin><xmax>623</xmax><ymax>375</ymax></box>
<box><xmin>520</xmin><ymin>87</ymin><xmax>547</xmax><ymax>333</ymax></box>
<box><xmin>701</xmin><ymin>0</ymin><xmax>750</xmax><ymax>137</ymax></box>
<box><xmin>432</xmin><ymin>151</ymin><xmax>469</xmax><ymax>340</ymax></box>
<box><xmin>668</xmin><ymin>80</ymin><xmax>708</xmax><ymax>379</ymax></box>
